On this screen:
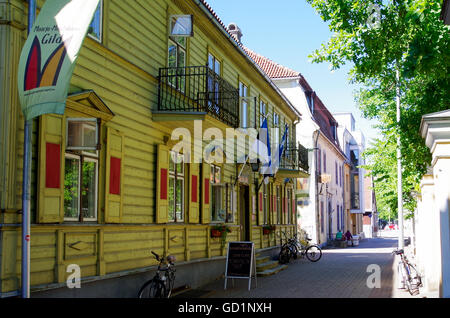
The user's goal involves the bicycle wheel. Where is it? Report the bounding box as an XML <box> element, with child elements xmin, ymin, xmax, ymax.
<box><xmin>290</xmin><ymin>244</ymin><xmax>298</xmax><ymax>260</ymax></box>
<box><xmin>305</xmin><ymin>245</ymin><xmax>322</xmax><ymax>262</ymax></box>
<box><xmin>137</xmin><ymin>279</ymin><xmax>166</xmax><ymax>298</ymax></box>
<box><xmin>279</xmin><ymin>246</ymin><xmax>290</xmax><ymax>264</ymax></box>
<box><xmin>405</xmin><ymin>264</ymin><xmax>421</xmax><ymax>296</ymax></box>
<box><xmin>166</xmin><ymin>272</ymin><xmax>176</xmax><ymax>298</ymax></box>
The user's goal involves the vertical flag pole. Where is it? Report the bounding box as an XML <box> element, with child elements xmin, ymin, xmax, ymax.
<box><xmin>21</xmin><ymin>0</ymin><xmax>36</xmax><ymax>299</ymax></box>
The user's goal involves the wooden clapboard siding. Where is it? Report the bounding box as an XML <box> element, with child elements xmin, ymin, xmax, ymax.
<box><xmin>0</xmin><ymin>0</ymin><xmax>301</xmax><ymax>294</ymax></box>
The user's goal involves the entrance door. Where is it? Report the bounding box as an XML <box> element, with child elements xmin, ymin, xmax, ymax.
<box><xmin>351</xmin><ymin>213</ymin><xmax>357</xmax><ymax>235</ymax></box>
<box><xmin>239</xmin><ymin>185</ymin><xmax>250</xmax><ymax>241</ymax></box>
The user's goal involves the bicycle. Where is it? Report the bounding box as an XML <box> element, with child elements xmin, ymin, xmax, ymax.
<box><xmin>393</xmin><ymin>248</ymin><xmax>422</xmax><ymax>296</ymax></box>
<box><xmin>278</xmin><ymin>231</ymin><xmax>322</xmax><ymax>264</ymax></box>
<box><xmin>137</xmin><ymin>251</ymin><xmax>176</xmax><ymax>298</ymax></box>
<box><xmin>278</xmin><ymin>231</ymin><xmax>298</xmax><ymax>264</ymax></box>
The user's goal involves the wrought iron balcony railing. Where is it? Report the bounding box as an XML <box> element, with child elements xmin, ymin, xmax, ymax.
<box><xmin>157</xmin><ymin>66</ymin><xmax>240</xmax><ymax>128</ymax></box>
<box><xmin>279</xmin><ymin>143</ymin><xmax>309</xmax><ymax>172</ymax></box>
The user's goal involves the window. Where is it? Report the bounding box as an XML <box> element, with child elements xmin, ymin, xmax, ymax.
<box><xmin>239</xmin><ymin>82</ymin><xmax>248</xmax><ymax>128</ymax></box>
<box><xmin>350</xmin><ymin>149</ymin><xmax>359</xmax><ymax>167</ymax></box>
<box><xmin>287</xmin><ymin>189</ymin><xmax>292</xmax><ymax>224</ymax></box>
<box><xmin>259</xmin><ymin>100</ymin><xmax>267</xmax><ymax>127</ymax></box>
<box><xmin>263</xmin><ymin>183</ymin><xmax>268</xmax><ymax>224</ymax></box>
<box><xmin>64</xmin><ymin>119</ymin><xmax>99</xmax><ymax>222</ymax></box>
<box><xmin>351</xmin><ymin>172</ymin><xmax>360</xmax><ymax>210</ymax></box>
<box><xmin>168</xmin><ymin>34</ymin><xmax>186</xmax><ymax>92</ymax></box>
<box><xmin>317</xmin><ymin>148</ymin><xmax>321</xmax><ymax>175</ymax></box>
<box><xmin>169</xmin><ymin>151</ymin><xmax>184</xmax><ymax>222</ymax></box>
<box><xmin>170</xmin><ymin>15</ymin><xmax>193</xmax><ymax>37</ymax></box>
<box><xmin>87</xmin><ymin>0</ymin><xmax>102</xmax><ymax>42</ymax></box>
<box><xmin>276</xmin><ymin>186</ymin><xmax>281</xmax><ymax>224</ymax></box>
<box><xmin>273</xmin><ymin>112</ymin><xmax>280</xmax><ymax>145</ymax></box>
<box><xmin>323</xmin><ymin>151</ymin><xmax>327</xmax><ymax>173</ymax></box>
<box><xmin>210</xmin><ymin>165</ymin><xmax>224</xmax><ymax>222</ymax></box>
<box><xmin>208</xmin><ymin>53</ymin><xmax>221</xmax><ymax>114</ymax></box>
<box><xmin>335</xmin><ymin>161</ymin><xmax>338</xmax><ymax>185</ymax></box>
<box><xmin>320</xmin><ymin>201</ymin><xmax>324</xmax><ymax>233</ymax></box>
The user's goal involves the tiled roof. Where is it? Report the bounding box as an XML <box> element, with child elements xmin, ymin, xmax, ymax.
<box><xmin>244</xmin><ymin>48</ymin><xmax>301</xmax><ymax>79</ymax></box>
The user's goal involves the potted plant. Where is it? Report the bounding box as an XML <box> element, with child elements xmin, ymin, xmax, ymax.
<box><xmin>262</xmin><ymin>225</ymin><xmax>276</xmax><ymax>235</ymax></box>
<box><xmin>211</xmin><ymin>224</ymin><xmax>231</xmax><ymax>238</ymax></box>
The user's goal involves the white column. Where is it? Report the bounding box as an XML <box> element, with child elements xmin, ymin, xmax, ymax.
<box><xmin>432</xmin><ymin>151</ymin><xmax>450</xmax><ymax>298</ymax></box>
<box><xmin>421</xmin><ymin>111</ymin><xmax>450</xmax><ymax>298</ymax></box>
<box><xmin>419</xmin><ymin>174</ymin><xmax>440</xmax><ymax>293</ymax></box>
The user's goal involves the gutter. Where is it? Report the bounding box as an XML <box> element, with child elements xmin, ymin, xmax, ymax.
<box><xmin>193</xmin><ymin>0</ymin><xmax>302</xmax><ymax>121</ymax></box>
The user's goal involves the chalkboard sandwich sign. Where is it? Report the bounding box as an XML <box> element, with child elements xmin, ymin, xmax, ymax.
<box><xmin>224</xmin><ymin>241</ymin><xmax>257</xmax><ymax>290</ymax></box>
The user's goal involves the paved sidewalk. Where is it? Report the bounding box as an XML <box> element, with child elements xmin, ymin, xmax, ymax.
<box><xmin>177</xmin><ymin>233</ymin><xmax>434</xmax><ymax>298</ymax></box>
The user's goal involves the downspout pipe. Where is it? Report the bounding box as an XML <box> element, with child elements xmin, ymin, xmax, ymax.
<box><xmin>313</xmin><ymin>130</ymin><xmax>320</xmax><ymax>245</ymax></box>
<box><xmin>21</xmin><ymin>0</ymin><xmax>36</xmax><ymax>299</ymax></box>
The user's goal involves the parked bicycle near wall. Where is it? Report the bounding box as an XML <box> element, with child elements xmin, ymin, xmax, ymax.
<box><xmin>393</xmin><ymin>248</ymin><xmax>422</xmax><ymax>296</ymax></box>
<box><xmin>278</xmin><ymin>231</ymin><xmax>322</xmax><ymax>264</ymax></box>
<box><xmin>137</xmin><ymin>251</ymin><xmax>176</xmax><ymax>298</ymax></box>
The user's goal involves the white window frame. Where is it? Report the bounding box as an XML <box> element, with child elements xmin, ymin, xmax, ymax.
<box><xmin>64</xmin><ymin>153</ymin><xmax>81</xmax><ymax>222</ymax></box>
<box><xmin>169</xmin><ymin>14</ymin><xmax>194</xmax><ymax>37</ymax></box>
<box><xmin>169</xmin><ymin>151</ymin><xmax>185</xmax><ymax>223</ymax></box>
<box><xmin>66</xmin><ymin>118</ymin><xmax>99</xmax><ymax>151</ymax></box>
<box><xmin>210</xmin><ymin>165</ymin><xmax>225</xmax><ymax>223</ymax></box>
<box><xmin>63</xmin><ymin>153</ymin><xmax>98</xmax><ymax>222</ymax></box>
<box><xmin>239</xmin><ymin>82</ymin><xmax>249</xmax><ymax>129</ymax></box>
<box><xmin>81</xmin><ymin>156</ymin><xmax>99</xmax><ymax>221</ymax></box>
<box><xmin>87</xmin><ymin>0</ymin><xmax>103</xmax><ymax>43</ymax></box>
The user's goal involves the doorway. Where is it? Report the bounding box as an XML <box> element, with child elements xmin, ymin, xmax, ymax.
<box><xmin>239</xmin><ymin>185</ymin><xmax>250</xmax><ymax>241</ymax></box>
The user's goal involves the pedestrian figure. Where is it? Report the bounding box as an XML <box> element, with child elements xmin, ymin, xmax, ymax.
<box><xmin>345</xmin><ymin>230</ymin><xmax>354</xmax><ymax>246</ymax></box>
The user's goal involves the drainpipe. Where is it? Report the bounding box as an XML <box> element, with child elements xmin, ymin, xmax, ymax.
<box><xmin>21</xmin><ymin>0</ymin><xmax>36</xmax><ymax>299</ymax></box>
<box><xmin>313</xmin><ymin>130</ymin><xmax>320</xmax><ymax>245</ymax></box>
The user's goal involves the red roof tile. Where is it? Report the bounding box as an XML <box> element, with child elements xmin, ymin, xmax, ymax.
<box><xmin>244</xmin><ymin>48</ymin><xmax>301</xmax><ymax>79</ymax></box>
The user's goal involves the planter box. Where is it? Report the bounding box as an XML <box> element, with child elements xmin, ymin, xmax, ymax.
<box><xmin>211</xmin><ymin>229</ymin><xmax>223</xmax><ymax>238</ymax></box>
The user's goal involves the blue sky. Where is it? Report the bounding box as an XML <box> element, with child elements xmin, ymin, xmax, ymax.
<box><xmin>206</xmin><ymin>0</ymin><xmax>381</xmax><ymax>145</ymax></box>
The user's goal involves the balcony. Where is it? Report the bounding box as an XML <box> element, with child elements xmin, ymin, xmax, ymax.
<box><xmin>153</xmin><ymin>66</ymin><xmax>240</xmax><ymax>129</ymax></box>
<box><xmin>276</xmin><ymin>143</ymin><xmax>310</xmax><ymax>178</ymax></box>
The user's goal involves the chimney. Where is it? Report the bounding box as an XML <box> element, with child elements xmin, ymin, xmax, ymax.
<box><xmin>227</xmin><ymin>23</ymin><xmax>243</xmax><ymax>43</ymax></box>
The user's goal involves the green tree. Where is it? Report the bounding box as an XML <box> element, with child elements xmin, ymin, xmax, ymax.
<box><xmin>307</xmin><ymin>0</ymin><xmax>450</xmax><ymax>218</ymax></box>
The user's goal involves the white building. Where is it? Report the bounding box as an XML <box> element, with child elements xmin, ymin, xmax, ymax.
<box><xmin>244</xmin><ymin>48</ymin><xmax>347</xmax><ymax>246</ymax></box>
<box><xmin>333</xmin><ymin>113</ymin><xmax>366</xmax><ymax>236</ymax></box>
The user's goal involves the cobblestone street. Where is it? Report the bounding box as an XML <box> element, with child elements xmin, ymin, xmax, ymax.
<box><xmin>186</xmin><ymin>232</ymin><xmax>432</xmax><ymax>298</ymax></box>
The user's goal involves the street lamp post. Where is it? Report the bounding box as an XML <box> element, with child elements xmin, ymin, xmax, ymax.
<box><xmin>396</xmin><ymin>68</ymin><xmax>404</xmax><ymax>251</ymax></box>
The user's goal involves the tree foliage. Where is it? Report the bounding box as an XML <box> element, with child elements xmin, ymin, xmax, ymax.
<box><xmin>306</xmin><ymin>0</ymin><xmax>450</xmax><ymax>219</ymax></box>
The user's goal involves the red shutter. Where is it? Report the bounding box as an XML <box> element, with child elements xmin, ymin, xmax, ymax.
<box><xmin>45</xmin><ymin>143</ymin><xmax>61</xmax><ymax>188</ymax></box>
<box><xmin>204</xmin><ymin>178</ymin><xmax>210</xmax><ymax>204</ymax></box>
<box><xmin>191</xmin><ymin>175</ymin><xmax>198</xmax><ymax>203</ymax></box>
<box><xmin>109</xmin><ymin>157</ymin><xmax>121</xmax><ymax>195</ymax></box>
<box><xmin>160</xmin><ymin>168</ymin><xmax>168</xmax><ymax>200</ymax></box>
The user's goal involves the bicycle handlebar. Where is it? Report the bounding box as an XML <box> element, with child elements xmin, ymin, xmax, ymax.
<box><xmin>151</xmin><ymin>251</ymin><xmax>160</xmax><ymax>261</ymax></box>
<box><xmin>392</xmin><ymin>249</ymin><xmax>404</xmax><ymax>255</ymax></box>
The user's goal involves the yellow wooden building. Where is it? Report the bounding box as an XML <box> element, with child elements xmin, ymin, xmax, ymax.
<box><xmin>0</xmin><ymin>0</ymin><xmax>308</xmax><ymax>297</ymax></box>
